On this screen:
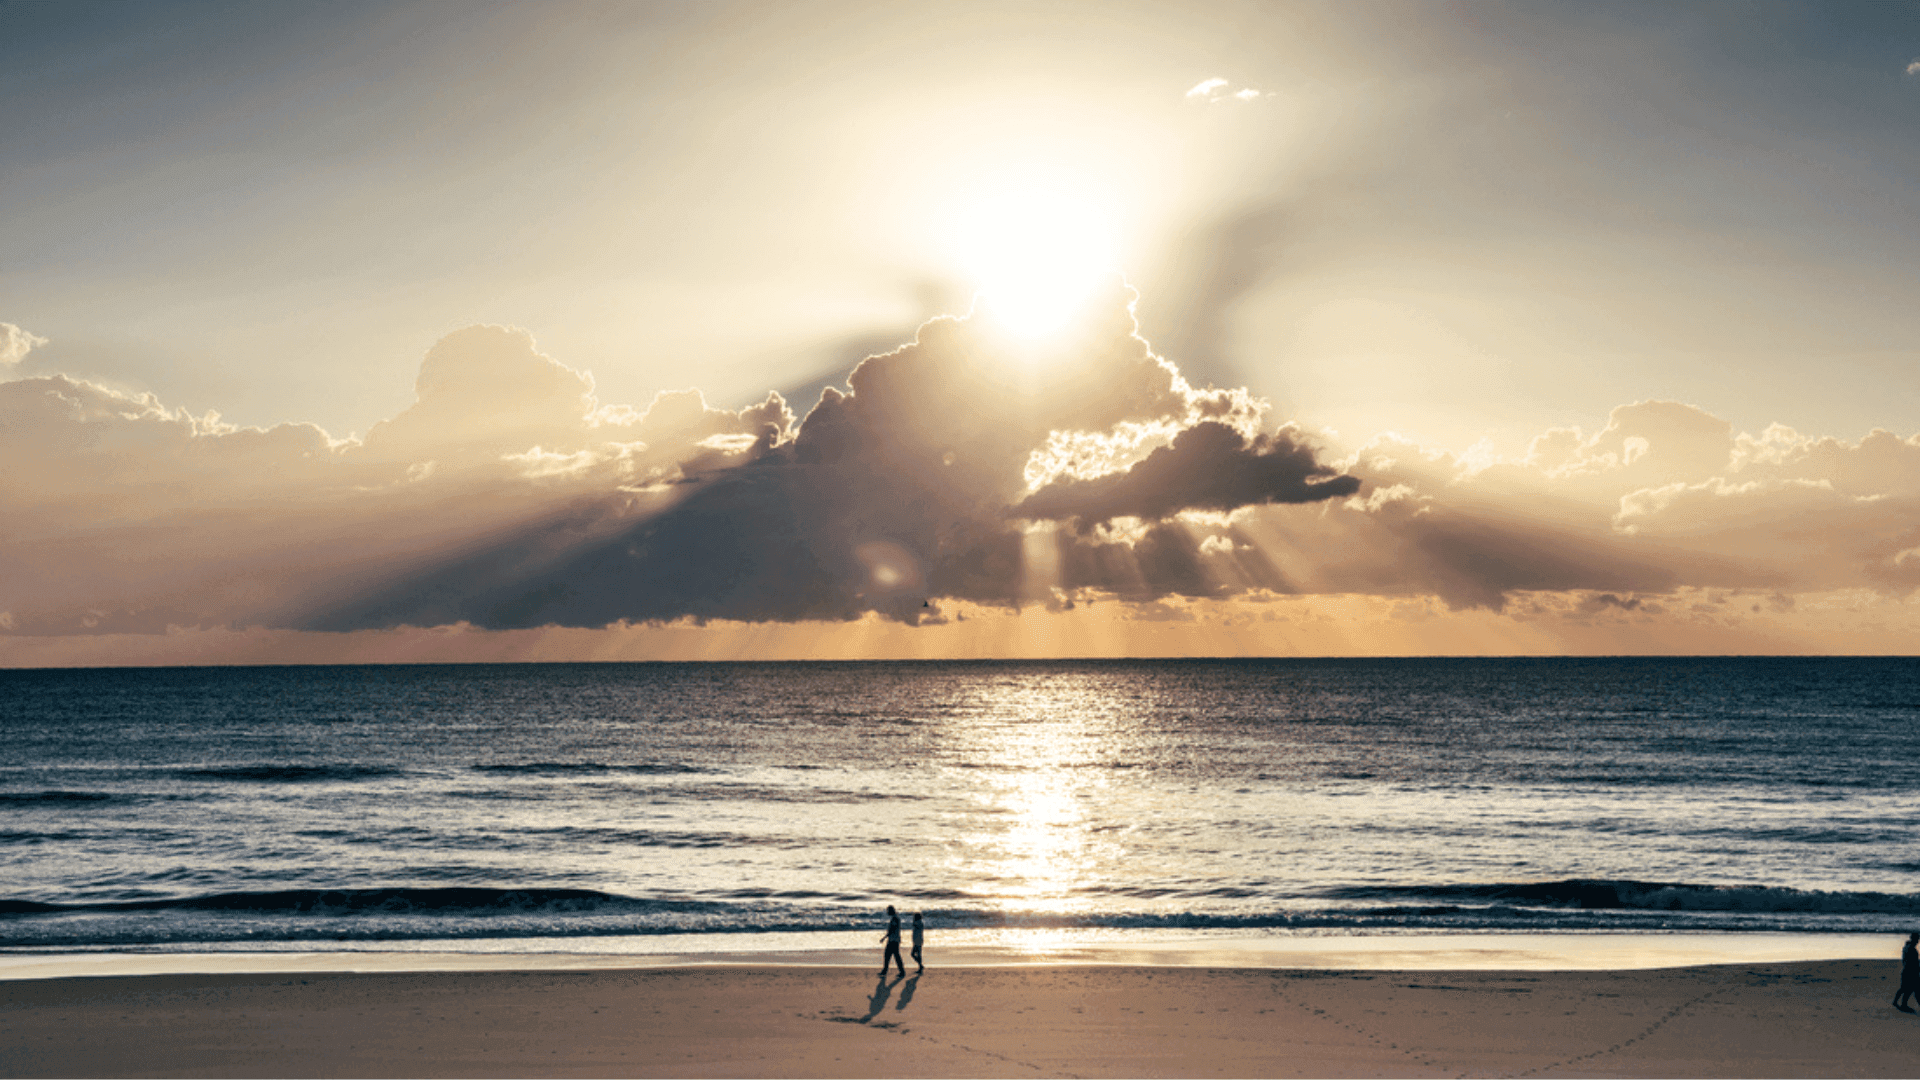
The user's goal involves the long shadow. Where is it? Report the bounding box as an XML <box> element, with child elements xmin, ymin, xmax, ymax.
<box><xmin>862</xmin><ymin>973</ymin><xmax>901</xmax><ymax>1022</ymax></box>
<box><xmin>896</xmin><ymin>972</ymin><xmax>920</xmax><ymax>1011</ymax></box>
<box><xmin>823</xmin><ymin>973</ymin><xmax>906</xmax><ymax>1025</ymax></box>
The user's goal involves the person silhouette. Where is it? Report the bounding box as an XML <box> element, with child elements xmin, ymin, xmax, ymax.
<box><xmin>1894</xmin><ymin>933</ymin><xmax>1919</xmax><ymax>1012</ymax></box>
<box><xmin>911</xmin><ymin>911</ymin><xmax>925</xmax><ymax>973</ymax></box>
<box><xmin>879</xmin><ymin>905</ymin><xmax>906</xmax><ymax>978</ymax></box>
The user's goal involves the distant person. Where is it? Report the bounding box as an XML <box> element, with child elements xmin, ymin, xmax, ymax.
<box><xmin>1895</xmin><ymin>933</ymin><xmax>1919</xmax><ymax>1012</ymax></box>
<box><xmin>879</xmin><ymin>905</ymin><xmax>906</xmax><ymax>978</ymax></box>
<box><xmin>911</xmin><ymin>912</ymin><xmax>925</xmax><ymax>973</ymax></box>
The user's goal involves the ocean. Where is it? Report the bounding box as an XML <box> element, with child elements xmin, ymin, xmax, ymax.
<box><xmin>4</xmin><ymin>657</ymin><xmax>1919</xmax><ymax>955</ymax></box>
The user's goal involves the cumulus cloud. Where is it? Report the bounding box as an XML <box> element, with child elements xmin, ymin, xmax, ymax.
<box><xmin>1908</xmin><ymin>58</ymin><xmax>1920</xmax><ymax>76</ymax></box>
<box><xmin>1272</xmin><ymin>399</ymin><xmax>1920</xmax><ymax>610</ymax></box>
<box><xmin>305</xmin><ymin>282</ymin><xmax>1358</xmax><ymax>630</ymax></box>
<box><xmin>6</xmin><ymin>284</ymin><xmax>1920</xmax><ymax>640</ymax></box>
<box><xmin>360</xmin><ymin>324</ymin><xmax>597</xmax><ymax>461</ymax></box>
<box><xmin>0</xmin><ymin>327</ymin><xmax>794</xmax><ymax>635</ymax></box>
<box><xmin>0</xmin><ymin>374</ymin><xmax>343</xmax><ymax>520</ymax></box>
<box><xmin>0</xmin><ymin>323</ymin><xmax>48</xmax><ymax>367</ymax></box>
<box><xmin>356</xmin><ymin>324</ymin><xmax>794</xmax><ymax>490</ymax></box>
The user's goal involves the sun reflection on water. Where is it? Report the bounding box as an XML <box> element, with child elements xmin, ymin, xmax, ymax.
<box><xmin>944</xmin><ymin>674</ymin><xmax>1140</xmax><ymax>916</ymax></box>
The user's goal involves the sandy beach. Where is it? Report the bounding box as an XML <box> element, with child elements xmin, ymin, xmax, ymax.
<box><xmin>5</xmin><ymin>957</ymin><xmax>1920</xmax><ymax>1078</ymax></box>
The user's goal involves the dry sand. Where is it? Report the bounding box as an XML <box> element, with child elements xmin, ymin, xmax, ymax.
<box><xmin>5</xmin><ymin>960</ymin><xmax>1920</xmax><ymax>1078</ymax></box>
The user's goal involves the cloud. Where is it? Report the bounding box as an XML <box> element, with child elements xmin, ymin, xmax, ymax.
<box><xmin>359</xmin><ymin>324</ymin><xmax>597</xmax><ymax>461</ymax></box>
<box><xmin>6</xmin><ymin>285</ymin><xmax>1920</xmax><ymax>640</ymax></box>
<box><xmin>355</xmin><ymin>324</ymin><xmax>794</xmax><ymax>489</ymax></box>
<box><xmin>1185</xmin><ymin>77</ymin><xmax>1264</xmax><ymax>103</ymax></box>
<box><xmin>1016</xmin><ymin>420</ymin><xmax>1358</xmax><ymax>531</ymax></box>
<box><xmin>0</xmin><ymin>373</ymin><xmax>343</xmax><ymax>520</ymax></box>
<box><xmin>1908</xmin><ymin>59</ymin><xmax>1920</xmax><ymax>76</ymax></box>
<box><xmin>0</xmin><ymin>323</ymin><xmax>48</xmax><ymax>367</ymax></box>
<box><xmin>303</xmin><ymin>282</ymin><xmax>1359</xmax><ymax>630</ymax></box>
<box><xmin>0</xmin><ymin>282</ymin><xmax>1362</xmax><ymax>635</ymax></box>
<box><xmin>1275</xmin><ymin>399</ymin><xmax>1920</xmax><ymax>610</ymax></box>
<box><xmin>0</xmin><ymin>327</ymin><xmax>793</xmax><ymax>636</ymax></box>
<box><xmin>1577</xmin><ymin>592</ymin><xmax>1644</xmax><ymax>615</ymax></box>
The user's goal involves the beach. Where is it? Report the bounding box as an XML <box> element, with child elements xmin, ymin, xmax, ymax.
<box><xmin>5</xmin><ymin>952</ymin><xmax>1920</xmax><ymax>1078</ymax></box>
<box><xmin>8</xmin><ymin>660</ymin><xmax>1920</xmax><ymax>1077</ymax></box>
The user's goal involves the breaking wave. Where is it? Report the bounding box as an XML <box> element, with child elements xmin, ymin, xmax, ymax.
<box><xmin>5</xmin><ymin>879</ymin><xmax>1920</xmax><ymax>949</ymax></box>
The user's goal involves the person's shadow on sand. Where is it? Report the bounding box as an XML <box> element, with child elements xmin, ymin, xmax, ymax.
<box><xmin>896</xmin><ymin>973</ymin><xmax>920</xmax><ymax>1011</ymax></box>
<box><xmin>861</xmin><ymin>973</ymin><xmax>900</xmax><ymax>1022</ymax></box>
<box><xmin>823</xmin><ymin>974</ymin><xmax>903</xmax><ymax>1025</ymax></box>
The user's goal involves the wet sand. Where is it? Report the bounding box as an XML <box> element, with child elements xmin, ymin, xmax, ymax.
<box><xmin>4</xmin><ymin>959</ymin><xmax>1920</xmax><ymax>1077</ymax></box>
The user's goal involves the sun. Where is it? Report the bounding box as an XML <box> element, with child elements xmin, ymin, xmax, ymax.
<box><xmin>943</xmin><ymin>169</ymin><xmax>1119</xmax><ymax>341</ymax></box>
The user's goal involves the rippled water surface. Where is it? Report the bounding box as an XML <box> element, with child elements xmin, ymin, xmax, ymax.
<box><xmin>4</xmin><ymin>658</ymin><xmax>1919</xmax><ymax>949</ymax></box>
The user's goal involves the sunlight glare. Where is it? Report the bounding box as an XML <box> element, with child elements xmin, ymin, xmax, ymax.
<box><xmin>944</xmin><ymin>171</ymin><xmax>1119</xmax><ymax>341</ymax></box>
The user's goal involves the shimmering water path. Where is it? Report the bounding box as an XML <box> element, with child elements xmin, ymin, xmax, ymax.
<box><xmin>4</xmin><ymin>658</ymin><xmax>1919</xmax><ymax>951</ymax></box>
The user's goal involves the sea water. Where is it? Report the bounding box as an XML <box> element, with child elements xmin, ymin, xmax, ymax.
<box><xmin>3</xmin><ymin>658</ymin><xmax>1919</xmax><ymax>954</ymax></box>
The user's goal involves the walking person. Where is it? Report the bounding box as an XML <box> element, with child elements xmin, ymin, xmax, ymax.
<box><xmin>1894</xmin><ymin>933</ymin><xmax>1919</xmax><ymax>1012</ymax></box>
<box><xmin>879</xmin><ymin>905</ymin><xmax>906</xmax><ymax>978</ymax></box>
<box><xmin>911</xmin><ymin>911</ymin><xmax>925</xmax><ymax>973</ymax></box>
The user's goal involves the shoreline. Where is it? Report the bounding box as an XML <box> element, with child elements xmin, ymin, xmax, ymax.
<box><xmin>5</xmin><ymin>956</ymin><xmax>1919</xmax><ymax>1077</ymax></box>
<box><xmin>0</xmin><ymin>930</ymin><xmax>1899</xmax><ymax>981</ymax></box>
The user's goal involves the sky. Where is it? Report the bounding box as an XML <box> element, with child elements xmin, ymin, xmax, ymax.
<box><xmin>3</xmin><ymin>0</ymin><xmax>1920</xmax><ymax>664</ymax></box>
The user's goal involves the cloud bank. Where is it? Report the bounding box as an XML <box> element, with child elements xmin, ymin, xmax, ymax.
<box><xmin>306</xmin><ymin>282</ymin><xmax>1355</xmax><ymax>630</ymax></box>
<box><xmin>3</xmin><ymin>285</ymin><xmax>1918</xmax><ymax>644</ymax></box>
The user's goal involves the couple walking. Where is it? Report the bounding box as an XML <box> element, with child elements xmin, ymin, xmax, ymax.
<box><xmin>1895</xmin><ymin>933</ymin><xmax>1919</xmax><ymax>1012</ymax></box>
<box><xmin>879</xmin><ymin>905</ymin><xmax>924</xmax><ymax>977</ymax></box>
